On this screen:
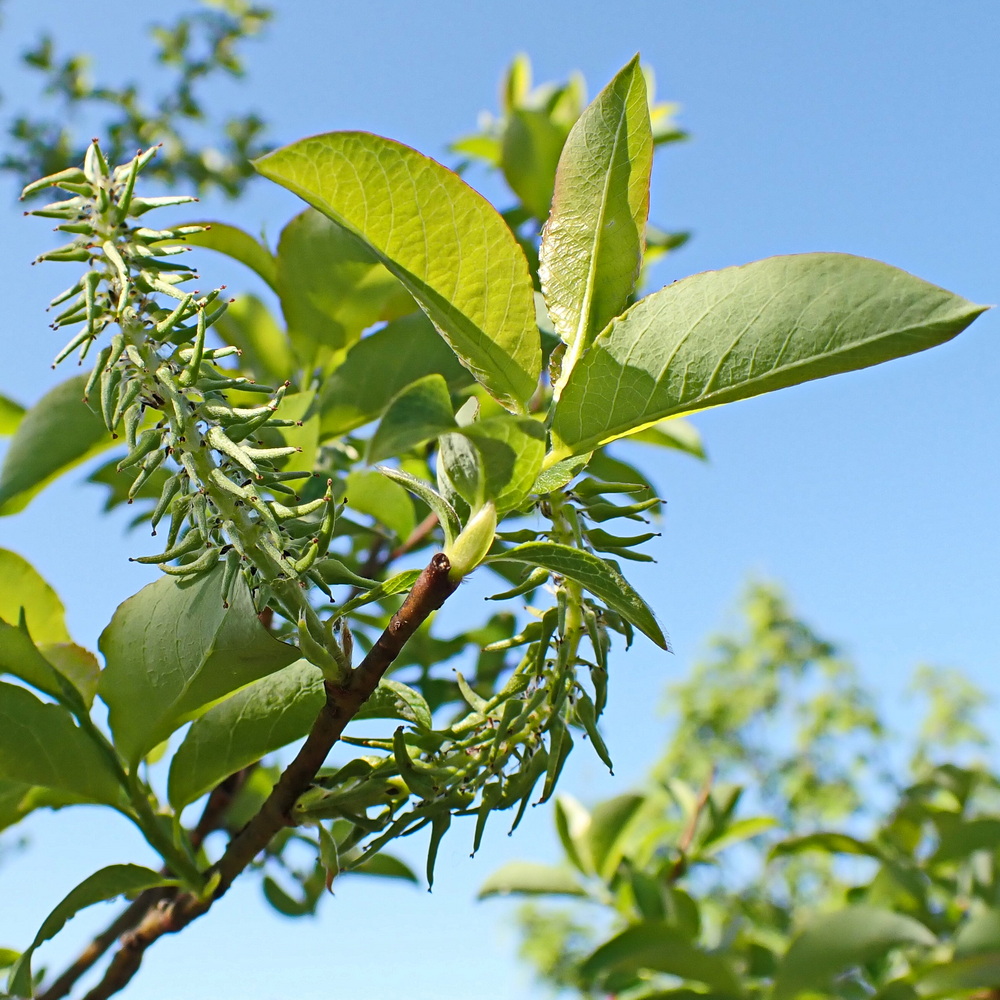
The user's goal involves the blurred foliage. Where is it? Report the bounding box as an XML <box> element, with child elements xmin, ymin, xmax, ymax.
<box><xmin>2</xmin><ymin>0</ymin><xmax>272</xmax><ymax>198</ymax></box>
<box><xmin>484</xmin><ymin>583</ymin><xmax>999</xmax><ymax>999</ymax></box>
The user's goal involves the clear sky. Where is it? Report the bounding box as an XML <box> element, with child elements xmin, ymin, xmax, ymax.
<box><xmin>0</xmin><ymin>3</ymin><xmax>997</xmax><ymax>998</ymax></box>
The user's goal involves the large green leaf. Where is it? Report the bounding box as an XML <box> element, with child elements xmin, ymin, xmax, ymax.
<box><xmin>345</xmin><ymin>469</ymin><xmax>416</xmax><ymax>543</ymax></box>
<box><xmin>491</xmin><ymin>542</ymin><xmax>667</xmax><ymax>649</ymax></box>
<box><xmin>318</xmin><ymin>312</ymin><xmax>473</xmax><ymax>439</ymax></box>
<box><xmin>7</xmin><ymin>864</ymin><xmax>174</xmax><ymax>998</ymax></box>
<box><xmin>478</xmin><ymin>861</ymin><xmax>587</xmax><ymax>899</ymax></box>
<box><xmin>540</xmin><ymin>55</ymin><xmax>652</xmax><ymax>391</ymax></box>
<box><xmin>168</xmin><ymin>659</ymin><xmax>324</xmax><ymax>810</ymax></box>
<box><xmin>0</xmin><ymin>394</ymin><xmax>24</xmax><ymax>437</ymax></box>
<box><xmin>549</xmin><ymin>254</ymin><xmax>988</xmax><ymax>462</ymax></box>
<box><xmin>772</xmin><ymin>906</ymin><xmax>936</xmax><ymax>1000</ymax></box>
<box><xmin>254</xmin><ymin>132</ymin><xmax>541</xmax><ymax>413</ymax></box>
<box><xmin>580</xmin><ymin>922</ymin><xmax>743</xmax><ymax>996</ymax></box>
<box><xmin>276</xmin><ymin>208</ymin><xmax>411</xmax><ymax>363</ymax></box>
<box><xmin>0</xmin><ymin>681</ymin><xmax>124</xmax><ymax>806</ymax></box>
<box><xmin>98</xmin><ymin>566</ymin><xmax>298</xmax><ymax>764</ymax></box>
<box><xmin>501</xmin><ymin>108</ymin><xmax>570</xmax><ymax>221</ymax></box>
<box><xmin>0</xmin><ymin>374</ymin><xmax>111</xmax><ymax>514</ymax></box>
<box><xmin>460</xmin><ymin>416</ymin><xmax>547</xmax><ymax>515</ymax></box>
<box><xmin>214</xmin><ymin>295</ymin><xmax>297</xmax><ymax>385</ymax></box>
<box><xmin>174</xmin><ymin>220</ymin><xmax>278</xmax><ymax>290</ymax></box>
<box><xmin>0</xmin><ymin>780</ymin><xmax>83</xmax><ymax>835</ymax></box>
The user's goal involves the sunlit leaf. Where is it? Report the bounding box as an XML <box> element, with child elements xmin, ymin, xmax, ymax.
<box><xmin>478</xmin><ymin>861</ymin><xmax>587</xmax><ymax>899</ymax></box>
<box><xmin>255</xmin><ymin>132</ymin><xmax>541</xmax><ymax>412</ymax></box>
<box><xmin>549</xmin><ymin>254</ymin><xmax>987</xmax><ymax>462</ymax></box>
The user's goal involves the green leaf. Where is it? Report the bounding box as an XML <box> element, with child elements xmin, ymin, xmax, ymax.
<box><xmin>348</xmin><ymin>852</ymin><xmax>418</xmax><ymax>883</ymax></box>
<box><xmin>353</xmin><ymin>678</ymin><xmax>432</xmax><ymax>729</ymax></box>
<box><xmin>276</xmin><ymin>208</ymin><xmax>411</xmax><ymax>363</ymax></box>
<box><xmin>954</xmin><ymin>908</ymin><xmax>1000</xmax><ymax>957</ymax></box>
<box><xmin>98</xmin><ymin>566</ymin><xmax>298</xmax><ymax>764</ymax></box>
<box><xmin>7</xmin><ymin>864</ymin><xmax>175</xmax><ymax>998</ymax></box>
<box><xmin>174</xmin><ymin>220</ymin><xmax>278</xmax><ymax>290</ymax></box>
<box><xmin>699</xmin><ymin>816</ymin><xmax>777</xmax><ymax>856</ymax></box>
<box><xmin>0</xmin><ymin>549</ymin><xmax>70</xmax><ymax>644</ymax></box>
<box><xmin>0</xmin><ymin>619</ymin><xmax>70</xmax><ymax>703</ymax></box>
<box><xmin>0</xmin><ymin>394</ymin><xmax>25</xmax><ymax>437</ymax></box>
<box><xmin>549</xmin><ymin>254</ymin><xmax>988</xmax><ymax>462</ymax></box>
<box><xmin>772</xmin><ymin>906</ymin><xmax>937</xmax><ymax>1000</ymax></box>
<box><xmin>532</xmin><ymin>453</ymin><xmax>591</xmax><ymax>495</ymax></box>
<box><xmin>770</xmin><ymin>831</ymin><xmax>884</xmax><ymax>861</ymax></box>
<box><xmin>628</xmin><ymin>418</ymin><xmax>706</xmax><ymax>459</ymax></box>
<box><xmin>366</xmin><ymin>375</ymin><xmax>457</xmax><ymax>464</ymax></box>
<box><xmin>540</xmin><ymin>55</ymin><xmax>652</xmax><ymax>392</ymax></box>
<box><xmin>587</xmin><ymin>793</ymin><xmax>647</xmax><ymax>880</ymax></box>
<box><xmin>336</xmin><ymin>569</ymin><xmax>422</xmax><ymax>617</ymax></box>
<box><xmin>478</xmin><ymin>861</ymin><xmax>587</xmax><ymax>899</ymax></box>
<box><xmin>375</xmin><ymin>467</ymin><xmax>461</xmax><ymax>547</ymax></box>
<box><xmin>271</xmin><ymin>389</ymin><xmax>319</xmax><ymax>474</ymax></box>
<box><xmin>554</xmin><ymin>794</ymin><xmax>593</xmax><ymax>875</ymax></box>
<box><xmin>254</xmin><ymin>132</ymin><xmax>541</xmax><ymax>413</ymax></box>
<box><xmin>345</xmin><ymin>469</ymin><xmax>416</xmax><ymax>543</ymax></box>
<box><xmin>168</xmin><ymin>659</ymin><xmax>325</xmax><ymax>810</ymax></box>
<box><xmin>501</xmin><ymin>108</ymin><xmax>570</xmax><ymax>221</ymax></box>
<box><xmin>459</xmin><ymin>416</ymin><xmax>547</xmax><ymax>515</ymax></box>
<box><xmin>931</xmin><ymin>817</ymin><xmax>1000</xmax><ymax>864</ymax></box>
<box><xmin>0</xmin><ymin>681</ymin><xmax>124</xmax><ymax>806</ymax></box>
<box><xmin>580</xmin><ymin>922</ymin><xmax>742</xmax><ymax>996</ymax></box>
<box><xmin>0</xmin><ymin>374</ymin><xmax>111</xmax><ymax>514</ymax></box>
<box><xmin>913</xmin><ymin>953</ymin><xmax>1000</xmax><ymax>997</ymax></box>
<box><xmin>38</xmin><ymin>643</ymin><xmax>100</xmax><ymax>709</ymax></box>
<box><xmin>491</xmin><ymin>541</ymin><xmax>667</xmax><ymax>649</ymax></box>
<box><xmin>318</xmin><ymin>312</ymin><xmax>473</xmax><ymax>439</ymax></box>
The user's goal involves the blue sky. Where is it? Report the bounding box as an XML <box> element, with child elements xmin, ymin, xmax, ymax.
<box><xmin>0</xmin><ymin>3</ymin><xmax>997</xmax><ymax>998</ymax></box>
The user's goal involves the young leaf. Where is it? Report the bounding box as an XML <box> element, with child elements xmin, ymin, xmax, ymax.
<box><xmin>99</xmin><ymin>565</ymin><xmax>299</xmax><ymax>764</ymax></box>
<box><xmin>540</xmin><ymin>55</ymin><xmax>653</xmax><ymax>392</ymax></box>
<box><xmin>318</xmin><ymin>312</ymin><xmax>473</xmax><ymax>439</ymax></box>
<box><xmin>366</xmin><ymin>374</ymin><xmax>457</xmax><ymax>464</ymax></box>
<box><xmin>491</xmin><ymin>541</ymin><xmax>667</xmax><ymax>649</ymax></box>
<box><xmin>336</xmin><ymin>569</ymin><xmax>422</xmax><ymax>617</ymax></box>
<box><xmin>0</xmin><ymin>681</ymin><xmax>124</xmax><ymax>806</ymax></box>
<box><xmin>771</xmin><ymin>906</ymin><xmax>937</xmax><ymax>1000</ymax></box>
<box><xmin>0</xmin><ymin>374</ymin><xmax>112</xmax><ymax>515</ymax></box>
<box><xmin>353</xmin><ymin>678</ymin><xmax>433</xmax><ymax>730</ymax></box>
<box><xmin>374</xmin><ymin>467</ymin><xmax>460</xmax><ymax>546</ymax></box>
<box><xmin>460</xmin><ymin>416</ymin><xmax>547</xmax><ymax>515</ymax></box>
<box><xmin>549</xmin><ymin>253</ymin><xmax>988</xmax><ymax>462</ymax></box>
<box><xmin>254</xmin><ymin>132</ymin><xmax>541</xmax><ymax>413</ymax></box>
<box><xmin>7</xmin><ymin>865</ymin><xmax>175</xmax><ymax>998</ymax></box>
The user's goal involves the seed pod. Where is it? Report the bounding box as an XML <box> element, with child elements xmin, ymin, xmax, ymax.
<box><xmin>159</xmin><ymin>545</ymin><xmax>221</xmax><ymax>578</ymax></box>
<box><xmin>206</xmin><ymin>426</ymin><xmax>258</xmax><ymax>476</ymax></box>
<box><xmin>20</xmin><ymin>167</ymin><xmax>89</xmax><ymax>200</ymax></box>
<box><xmin>128</xmin><ymin>448</ymin><xmax>167</xmax><ymax>500</ymax></box>
<box><xmin>220</xmin><ymin>548</ymin><xmax>243</xmax><ymax>608</ymax></box>
<box><xmin>131</xmin><ymin>528</ymin><xmax>204</xmax><ymax>564</ymax></box>
<box><xmin>117</xmin><ymin>428</ymin><xmax>162</xmax><ymax>471</ymax></box>
<box><xmin>100</xmin><ymin>364</ymin><xmax>124</xmax><ymax>431</ymax></box>
<box><xmin>111</xmin><ymin>379</ymin><xmax>144</xmax><ymax>428</ymax></box>
<box><xmin>83</xmin><ymin>347</ymin><xmax>112</xmax><ymax>403</ymax></box>
<box><xmin>150</xmin><ymin>475</ymin><xmax>182</xmax><ymax>534</ymax></box>
<box><xmin>296</xmin><ymin>617</ymin><xmax>344</xmax><ymax>682</ymax></box>
<box><xmin>178</xmin><ymin>309</ymin><xmax>207</xmax><ymax>386</ymax></box>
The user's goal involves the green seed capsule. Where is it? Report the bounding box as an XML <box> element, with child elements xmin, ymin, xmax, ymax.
<box><xmin>159</xmin><ymin>545</ymin><xmax>221</xmax><ymax>578</ymax></box>
<box><xmin>131</xmin><ymin>528</ymin><xmax>204</xmax><ymax>564</ymax></box>
<box><xmin>150</xmin><ymin>475</ymin><xmax>182</xmax><ymax>534</ymax></box>
<box><xmin>117</xmin><ymin>428</ymin><xmax>162</xmax><ymax>471</ymax></box>
<box><xmin>100</xmin><ymin>364</ymin><xmax>124</xmax><ymax>431</ymax></box>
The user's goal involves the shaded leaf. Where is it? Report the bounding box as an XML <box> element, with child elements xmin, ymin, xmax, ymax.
<box><xmin>8</xmin><ymin>864</ymin><xmax>175</xmax><ymax>997</ymax></box>
<box><xmin>491</xmin><ymin>541</ymin><xmax>667</xmax><ymax>649</ymax></box>
<box><xmin>345</xmin><ymin>469</ymin><xmax>416</xmax><ymax>542</ymax></box>
<box><xmin>255</xmin><ymin>132</ymin><xmax>541</xmax><ymax>412</ymax></box>
<box><xmin>99</xmin><ymin>565</ymin><xmax>298</xmax><ymax>764</ymax></box>
<box><xmin>348</xmin><ymin>852</ymin><xmax>418</xmax><ymax>883</ymax></box>
<box><xmin>366</xmin><ymin>375</ymin><xmax>457</xmax><ymax>464</ymax></box>
<box><xmin>0</xmin><ymin>374</ymin><xmax>111</xmax><ymax>515</ymax></box>
<box><xmin>353</xmin><ymin>678</ymin><xmax>432</xmax><ymax>729</ymax></box>
<box><xmin>175</xmin><ymin>220</ymin><xmax>277</xmax><ymax>290</ymax></box>
<box><xmin>168</xmin><ymin>659</ymin><xmax>325</xmax><ymax>810</ymax></box>
<box><xmin>914</xmin><ymin>953</ymin><xmax>1000</xmax><ymax>997</ymax></box>
<box><xmin>588</xmin><ymin>793</ymin><xmax>647</xmax><ymax>880</ymax></box>
<box><xmin>580</xmin><ymin>921</ymin><xmax>742</xmax><ymax>996</ymax></box>
<box><xmin>772</xmin><ymin>906</ymin><xmax>936</xmax><ymax>1000</ymax></box>
<box><xmin>549</xmin><ymin>254</ymin><xmax>987</xmax><ymax>462</ymax></box>
<box><xmin>0</xmin><ymin>681</ymin><xmax>123</xmax><ymax>806</ymax></box>
<box><xmin>501</xmin><ymin>107</ymin><xmax>569</xmax><ymax>221</ymax></box>
<box><xmin>0</xmin><ymin>394</ymin><xmax>25</xmax><ymax>437</ymax></box>
<box><xmin>460</xmin><ymin>416</ymin><xmax>547</xmax><ymax>515</ymax></box>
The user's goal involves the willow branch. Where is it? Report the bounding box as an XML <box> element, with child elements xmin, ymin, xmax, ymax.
<box><xmin>83</xmin><ymin>553</ymin><xmax>458</xmax><ymax>1000</ymax></box>
<box><xmin>38</xmin><ymin>768</ymin><xmax>254</xmax><ymax>1000</ymax></box>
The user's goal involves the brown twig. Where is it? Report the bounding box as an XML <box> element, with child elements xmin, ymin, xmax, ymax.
<box><xmin>38</xmin><ymin>769</ymin><xmax>255</xmax><ymax>1000</ymax></box>
<box><xmin>668</xmin><ymin>766</ymin><xmax>715</xmax><ymax>882</ymax></box>
<box><xmin>82</xmin><ymin>553</ymin><xmax>458</xmax><ymax>1000</ymax></box>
